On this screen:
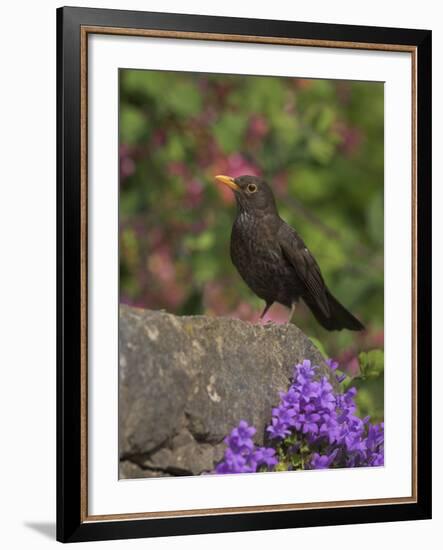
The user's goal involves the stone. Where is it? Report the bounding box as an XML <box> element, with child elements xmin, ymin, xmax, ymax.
<box><xmin>119</xmin><ymin>305</ymin><xmax>332</xmax><ymax>478</ymax></box>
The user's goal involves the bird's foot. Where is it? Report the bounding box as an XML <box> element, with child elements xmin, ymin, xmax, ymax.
<box><xmin>257</xmin><ymin>314</ymin><xmax>274</xmax><ymax>326</ymax></box>
<box><xmin>287</xmin><ymin>303</ymin><xmax>297</xmax><ymax>324</ymax></box>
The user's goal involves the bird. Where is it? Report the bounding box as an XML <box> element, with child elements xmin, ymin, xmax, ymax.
<box><xmin>214</xmin><ymin>174</ymin><xmax>364</xmax><ymax>331</ymax></box>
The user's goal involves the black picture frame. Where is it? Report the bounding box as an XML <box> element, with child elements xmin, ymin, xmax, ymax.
<box><xmin>57</xmin><ymin>5</ymin><xmax>432</xmax><ymax>543</ymax></box>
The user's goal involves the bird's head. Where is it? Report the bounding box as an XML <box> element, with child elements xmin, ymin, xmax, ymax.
<box><xmin>215</xmin><ymin>175</ymin><xmax>277</xmax><ymax>214</ymax></box>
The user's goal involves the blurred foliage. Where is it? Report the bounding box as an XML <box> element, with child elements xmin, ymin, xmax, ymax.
<box><xmin>342</xmin><ymin>350</ymin><xmax>385</xmax><ymax>423</ymax></box>
<box><xmin>358</xmin><ymin>350</ymin><xmax>385</xmax><ymax>380</ymax></box>
<box><xmin>119</xmin><ymin>69</ymin><xmax>384</xmax><ymax>418</ymax></box>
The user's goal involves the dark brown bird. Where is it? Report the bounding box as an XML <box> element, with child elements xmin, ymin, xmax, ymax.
<box><xmin>215</xmin><ymin>174</ymin><xmax>364</xmax><ymax>331</ymax></box>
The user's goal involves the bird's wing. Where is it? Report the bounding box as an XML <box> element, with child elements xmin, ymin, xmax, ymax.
<box><xmin>278</xmin><ymin>222</ymin><xmax>330</xmax><ymax>317</ymax></box>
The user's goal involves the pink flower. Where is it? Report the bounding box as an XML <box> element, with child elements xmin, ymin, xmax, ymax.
<box><xmin>148</xmin><ymin>245</ymin><xmax>175</xmax><ymax>283</ymax></box>
<box><xmin>229</xmin><ymin>301</ymin><xmax>256</xmax><ymax>322</ymax></box>
<box><xmin>346</xmin><ymin>356</ymin><xmax>361</xmax><ymax>378</ymax></box>
<box><xmin>247</xmin><ymin>115</ymin><xmax>269</xmax><ymax>141</ymax></box>
<box><xmin>226</xmin><ymin>153</ymin><xmax>261</xmax><ymax>178</ymax></box>
<box><xmin>334</xmin><ymin>122</ymin><xmax>363</xmax><ymax>157</ymax></box>
<box><xmin>212</xmin><ymin>153</ymin><xmax>261</xmax><ymax>204</ymax></box>
<box><xmin>203</xmin><ymin>281</ymin><xmax>229</xmax><ymax>315</ymax></box>
<box><xmin>293</xmin><ymin>78</ymin><xmax>313</xmax><ymax>90</ymax></box>
<box><xmin>184</xmin><ymin>179</ymin><xmax>204</xmax><ymax>208</ymax></box>
<box><xmin>167</xmin><ymin>161</ymin><xmax>188</xmax><ymax>177</ymax></box>
<box><xmin>119</xmin><ymin>144</ymin><xmax>135</xmax><ymax>181</ymax></box>
<box><xmin>151</xmin><ymin>129</ymin><xmax>167</xmax><ymax>148</ymax></box>
<box><xmin>370</xmin><ymin>330</ymin><xmax>384</xmax><ymax>348</ymax></box>
<box><xmin>272</xmin><ymin>172</ymin><xmax>289</xmax><ymax>195</ymax></box>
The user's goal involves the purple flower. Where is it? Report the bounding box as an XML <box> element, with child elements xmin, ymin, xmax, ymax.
<box><xmin>326</xmin><ymin>358</ymin><xmax>339</xmax><ymax>371</ymax></box>
<box><xmin>301</xmin><ymin>412</ymin><xmax>321</xmax><ymax>435</ymax></box>
<box><xmin>267</xmin><ymin>360</ymin><xmax>384</xmax><ymax>468</ymax></box>
<box><xmin>295</xmin><ymin>359</ymin><xmax>316</xmax><ymax>384</ymax></box>
<box><xmin>267</xmin><ymin>417</ymin><xmax>291</xmax><ymax>439</ymax></box>
<box><xmin>326</xmin><ymin>358</ymin><xmax>346</xmax><ymax>383</ymax></box>
<box><xmin>215</xmin><ymin>448</ymin><xmax>251</xmax><ymax>474</ymax></box>
<box><xmin>253</xmin><ymin>447</ymin><xmax>278</xmax><ymax>468</ymax></box>
<box><xmin>224</xmin><ymin>419</ymin><xmax>256</xmax><ymax>453</ymax></box>
<box><xmin>310</xmin><ymin>449</ymin><xmax>339</xmax><ymax>469</ymax></box>
<box><xmin>365</xmin><ymin>423</ymin><xmax>384</xmax><ymax>465</ymax></box>
<box><xmin>236</xmin><ymin>419</ymin><xmax>257</xmax><ymax>439</ymax></box>
<box><xmin>315</xmin><ymin>379</ymin><xmax>336</xmax><ymax>410</ymax></box>
<box><xmin>318</xmin><ymin>414</ymin><xmax>340</xmax><ymax>444</ymax></box>
<box><xmin>369</xmin><ymin>452</ymin><xmax>384</xmax><ymax>466</ymax></box>
<box><xmin>272</xmin><ymin>405</ymin><xmax>297</xmax><ymax>425</ymax></box>
<box><xmin>367</xmin><ymin>423</ymin><xmax>384</xmax><ymax>450</ymax></box>
<box><xmin>215</xmin><ymin>421</ymin><xmax>278</xmax><ymax>474</ymax></box>
<box><xmin>215</xmin><ymin>358</ymin><xmax>384</xmax><ymax>475</ymax></box>
<box><xmin>279</xmin><ymin>388</ymin><xmax>301</xmax><ymax>408</ymax></box>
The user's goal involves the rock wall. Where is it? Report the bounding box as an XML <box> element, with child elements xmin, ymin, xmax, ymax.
<box><xmin>119</xmin><ymin>305</ymin><xmax>331</xmax><ymax>478</ymax></box>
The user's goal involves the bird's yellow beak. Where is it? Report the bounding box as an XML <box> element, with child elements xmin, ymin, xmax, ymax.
<box><xmin>215</xmin><ymin>175</ymin><xmax>240</xmax><ymax>191</ymax></box>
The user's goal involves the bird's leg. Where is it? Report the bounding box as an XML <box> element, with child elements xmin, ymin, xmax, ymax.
<box><xmin>259</xmin><ymin>302</ymin><xmax>273</xmax><ymax>324</ymax></box>
<box><xmin>287</xmin><ymin>303</ymin><xmax>297</xmax><ymax>324</ymax></box>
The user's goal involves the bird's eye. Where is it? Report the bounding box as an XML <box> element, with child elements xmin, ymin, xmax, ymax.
<box><xmin>247</xmin><ymin>184</ymin><xmax>257</xmax><ymax>193</ymax></box>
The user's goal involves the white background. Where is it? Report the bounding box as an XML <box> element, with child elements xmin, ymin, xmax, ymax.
<box><xmin>89</xmin><ymin>35</ymin><xmax>412</xmax><ymax>515</ymax></box>
<box><xmin>0</xmin><ymin>0</ymin><xmax>438</xmax><ymax>548</ymax></box>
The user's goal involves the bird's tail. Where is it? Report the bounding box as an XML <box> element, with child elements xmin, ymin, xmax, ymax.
<box><xmin>304</xmin><ymin>289</ymin><xmax>365</xmax><ymax>332</ymax></box>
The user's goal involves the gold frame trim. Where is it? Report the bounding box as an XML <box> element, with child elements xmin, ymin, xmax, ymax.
<box><xmin>80</xmin><ymin>26</ymin><xmax>418</xmax><ymax>523</ymax></box>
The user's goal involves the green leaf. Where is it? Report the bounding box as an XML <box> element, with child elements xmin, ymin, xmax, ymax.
<box><xmin>358</xmin><ymin>349</ymin><xmax>384</xmax><ymax>379</ymax></box>
<box><xmin>120</xmin><ymin>106</ymin><xmax>147</xmax><ymax>145</ymax></box>
<box><xmin>275</xmin><ymin>461</ymin><xmax>289</xmax><ymax>472</ymax></box>
<box><xmin>184</xmin><ymin>231</ymin><xmax>215</xmax><ymax>252</ymax></box>
<box><xmin>192</xmin><ymin>254</ymin><xmax>218</xmax><ymax>284</ymax></box>
<box><xmin>367</xmin><ymin>192</ymin><xmax>384</xmax><ymax>245</ymax></box>
<box><xmin>165</xmin><ymin>134</ymin><xmax>185</xmax><ymax>161</ymax></box>
<box><xmin>213</xmin><ymin>113</ymin><xmax>248</xmax><ymax>153</ymax></box>
<box><xmin>308</xmin><ymin>336</ymin><xmax>327</xmax><ymax>358</ymax></box>
<box><xmin>165</xmin><ymin>81</ymin><xmax>202</xmax><ymax>117</ymax></box>
<box><xmin>316</xmin><ymin>106</ymin><xmax>335</xmax><ymax>133</ymax></box>
<box><xmin>307</xmin><ymin>136</ymin><xmax>335</xmax><ymax>164</ymax></box>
